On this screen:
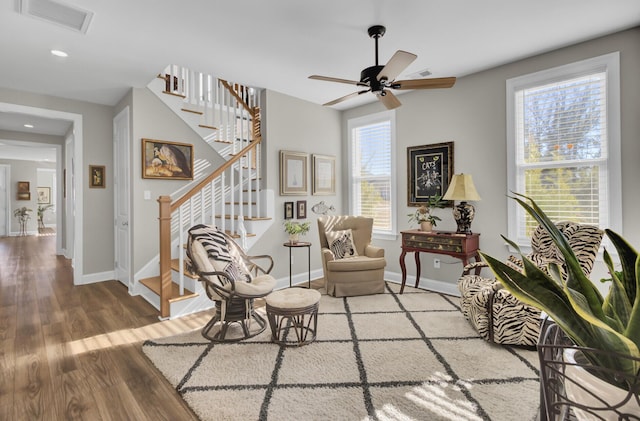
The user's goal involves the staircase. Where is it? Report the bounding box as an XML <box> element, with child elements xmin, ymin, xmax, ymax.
<box><xmin>138</xmin><ymin>65</ymin><xmax>274</xmax><ymax>319</ymax></box>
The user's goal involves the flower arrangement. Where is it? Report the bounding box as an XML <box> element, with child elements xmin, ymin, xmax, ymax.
<box><xmin>408</xmin><ymin>195</ymin><xmax>445</xmax><ymax>227</ymax></box>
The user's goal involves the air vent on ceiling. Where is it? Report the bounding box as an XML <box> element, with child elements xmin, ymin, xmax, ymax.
<box><xmin>407</xmin><ymin>68</ymin><xmax>433</xmax><ymax>79</ymax></box>
<box><xmin>17</xmin><ymin>0</ymin><xmax>93</xmax><ymax>34</ymax></box>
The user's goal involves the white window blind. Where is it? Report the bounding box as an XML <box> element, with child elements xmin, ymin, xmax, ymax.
<box><xmin>507</xmin><ymin>53</ymin><xmax>621</xmax><ymax>246</ymax></box>
<box><xmin>348</xmin><ymin>111</ymin><xmax>396</xmax><ymax>236</ymax></box>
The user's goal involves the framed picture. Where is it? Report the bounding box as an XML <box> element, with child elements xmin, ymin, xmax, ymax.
<box><xmin>284</xmin><ymin>201</ymin><xmax>294</xmax><ymax>219</ymax></box>
<box><xmin>142</xmin><ymin>138</ymin><xmax>194</xmax><ymax>180</ymax></box>
<box><xmin>17</xmin><ymin>181</ymin><xmax>30</xmax><ymax>200</ymax></box>
<box><xmin>37</xmin><ymin>187</ymin><xmax>51</xmax><ymax>204</ymax></box>
<box><xmin>279</xmin><ymin>150</ymin><xmax>308</xmax><ymax>195</ymax></box>
<box><xmin>89</xmin><ymin>165</ymin><xmax>106</xmax><ymax>188</ymax></box>
<box><xmin>407</xmin><ymin>141</ymin><xmax>454</xmax><ymax>207</ymax></box>
<box><xmin>297</xmin><ymin>200</ymin><xmax>307</xmax><ymax>219</ymax></box>
<box><xmin>312</xmin><ymin>154</ymin><xmax>336</xmax><ymax>195</ymax></box>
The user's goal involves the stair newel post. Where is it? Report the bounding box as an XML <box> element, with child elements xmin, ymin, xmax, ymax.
<box><xmin>158</xmin><ymin>195</ymin><xmax>172</xmax><ymax>318</ymax></box>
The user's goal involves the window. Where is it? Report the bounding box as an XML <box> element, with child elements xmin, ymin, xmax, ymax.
<box><xmin>506</xmin><ymin>52</ymin><xmax>621</xmax><ymax>246</ymax></box>
<box><xmin>348</xmin><ymin>110</ymin><xmax>397</xmax><ymax>238</ymax></box>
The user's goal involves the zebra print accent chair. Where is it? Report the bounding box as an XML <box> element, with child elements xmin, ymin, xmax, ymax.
<box><xmin>458</xmin><ymin>222</ymin><xmax>603</xmax><ymax>346</ymax></box>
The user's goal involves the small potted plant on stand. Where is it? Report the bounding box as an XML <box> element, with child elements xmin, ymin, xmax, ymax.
<box><xmin>481</xmin><ymin>193</ymin><xmax>640</xmax><ymax>420</ymax></box>
<box><xmin>408</xmin><ymin>195</ymin><xmax>445</xmax><ymax>231</ymax></box>
<box><xmin>284</xmin><ymin>220</ymin><xmax>311</xmax><ymax>244</ymax></box>
<box><xmin>14</xmin><ymin>206</ymin><xmax>32</xmax><ymax>236</ymax></box>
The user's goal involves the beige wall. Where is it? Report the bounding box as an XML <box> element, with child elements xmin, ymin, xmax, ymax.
<box><xmin>256</xmin><ymin>90</ymin><xmax>342</xmax><ymax>280</ymax></box>
<box><xmin>343</xmin><ymin>27</ymin><xmax>640</xmax><ymax>288</ymax></box>
<box><xmin>0</xmin><ymin>87</ymin><xmax>114</xmax><ymax>276</ymax></box>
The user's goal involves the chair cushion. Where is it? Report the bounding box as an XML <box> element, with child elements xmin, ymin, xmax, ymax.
<box><xmin>266</xmin><ymin>288</ymin><xmax>321</xmax><ymax>309</ymax></box>
<box><xmin>325</xmin><ymin>229</ymin><xmax>359</xmax><ymax>259</ymax></box>
<box><xmin>326</xmin><ymin>255</ymin><xmax>386</xmax><ymax>272</ymax></box>
<box><xmin>234</xmin><ymin>275</ymin><xmax>276</xmax><ymax>297</ymax></box>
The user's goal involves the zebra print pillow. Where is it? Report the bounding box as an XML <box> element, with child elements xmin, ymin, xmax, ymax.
<box><xmin>325</xmin><ymin>229</ymin><xmax>359</xmax><ymax>259</ymax></box>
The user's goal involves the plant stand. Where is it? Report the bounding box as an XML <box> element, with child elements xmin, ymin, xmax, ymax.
<box><xmin>538</xmin><ymin>319</ymin><xmax>640</xmax><ymax>420</ymax></box>
<box><xmin>18</xmin><ymin>216</ymin><xmax>29</xmax><ymax>236</ymax></box>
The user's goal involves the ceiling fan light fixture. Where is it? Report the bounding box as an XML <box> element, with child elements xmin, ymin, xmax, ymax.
<box><xmin>309</xmin><ymin>25</ymin><xmax>454</xmax><ymax>109</ymax></box>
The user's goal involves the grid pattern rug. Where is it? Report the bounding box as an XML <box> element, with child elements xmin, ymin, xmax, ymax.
<box><xmin>142</xmin><ymin>283</ymin><xmax>540</xmax><ymax>421</ymax></box>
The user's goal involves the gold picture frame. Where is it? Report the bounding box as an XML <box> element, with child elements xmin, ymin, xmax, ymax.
<box><xmin>312</xmin><ymin>154</ymin><xmax>336</xmax><ymax>195</ymax></box>
<box><xmin>142</xmin><ymin>138</ymin><xmax>194</xmax><ymax>180</ymax></box>
<box><xmin>89</xmin><ymin>165</ymin><xmax>106</xmax><ymax>188</ymax></box>
<box><xmin>17</xmin><ymin>181</ymin><xmax>30</xmax><ymax>200</ymax></box>
<box><xmin>279</xmin><ymin>150</ymin><xmax>308</xmax><ymax>195</ymax></box>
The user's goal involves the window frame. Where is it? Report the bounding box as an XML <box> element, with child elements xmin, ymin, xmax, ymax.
<box><xmin>506</xmin><ymin>52</ymin><xmax>622</xmax><ymax>248</ymax></box>
<box><xmin>347</xmin><ymin>110</ymin><xmax>397</xmax><ymax>240</ymax></box>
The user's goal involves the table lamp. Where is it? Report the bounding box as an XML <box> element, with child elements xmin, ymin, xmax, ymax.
<box><xmin>442</xmin><ymin>173</ymin><xmax>481</xmax><ymax>234</ymax></box>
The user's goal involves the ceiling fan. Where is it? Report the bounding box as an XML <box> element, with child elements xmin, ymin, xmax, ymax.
<box><xmin>309</xmin><ymin>25</ymin><xmax>456</xmax><ymax>110</ymax></box>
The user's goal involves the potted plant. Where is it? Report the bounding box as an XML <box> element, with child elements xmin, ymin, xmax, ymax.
<box><xmin>480</xmin><ymin>193</ymin><xmax>639</xmax><ymax>417</ymax></box>
<box><xmin>14</xmin><ymin>206</ymin><xmax>32</xmax><ymax>235</ymax></box>
<box><xmin>37</xmin><ymin>204</ymin><xmax>54</xmax><ymax>228</ymax></box>
<box><xmin>408</xmin><ymin>195</ymin><xmax>445</xmax><ymax>231</ymax></box>
<box><xmin>284</xmin><ymin>220</ymin><xmax>310</xmax><ymax>244</ymax></box>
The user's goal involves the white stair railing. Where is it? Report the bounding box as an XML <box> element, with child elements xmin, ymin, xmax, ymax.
<box><xmin>156</xmin><ymin>67</ymin><xmax>263</xmax><ymax>318</ymax></box>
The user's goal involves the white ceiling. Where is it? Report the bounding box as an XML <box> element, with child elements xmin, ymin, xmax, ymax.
<box><xmin>0</xmin><ymin>0</ymin><xmax>639</xmax><ymax>138</ymax></box>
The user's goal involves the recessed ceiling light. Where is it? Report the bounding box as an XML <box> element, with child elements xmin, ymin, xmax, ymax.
<box><xmin>51</xmin><ymin>49</ymin><xmax>68</xmax><ymax>57</ymax></box>
<box><xmin>24</xmin><ymin>124</ymin><xmax>34</xmax><ymax>128</ymax></box>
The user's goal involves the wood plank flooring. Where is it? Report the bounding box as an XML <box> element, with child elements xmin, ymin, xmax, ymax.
<box><xmin>0</xmin><ymin>235</ymin><xmax>208</xmax><ymax>420</ymax></box>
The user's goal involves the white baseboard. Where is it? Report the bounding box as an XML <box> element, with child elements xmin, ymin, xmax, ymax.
<box><xmin>384</xmin><ymin>271</ymin><xmax>460</xmax><ymax>297</ymax></box>
<box><xmin>77</xmin><ymin>270</ymin><xmax>116</xmax><ymax>285</ymax></box>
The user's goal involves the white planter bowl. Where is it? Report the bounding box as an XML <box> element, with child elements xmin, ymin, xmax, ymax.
<box><xmin>563</xmin><ymin>348</ymin><xmax>640</xmax><ymax>420</ymax></box>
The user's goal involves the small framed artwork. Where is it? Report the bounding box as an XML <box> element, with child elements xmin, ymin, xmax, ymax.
<box><xmin>284</xmin><ymin>201</ymin><xmax>294</xmax><ymax>219</ymax></box>
<box><xmin>89</xmin><ymin>165</ymin><xmax>106</xmax><ymax>188</ymax></box>
<box><xmin>17</xmin><ymin>181</ymin><xmax>30</xmax><ymax>200</ymax></box>
<box><xmin>297</xmin><ymin>200</ymin><xmax>307</xmax><ymax>219</ymax></box>
<box><xmin>407</xmin><ymin>141</ymin><xmax>454</xmax><ymax>207</ymax></box>
<box><xmin>142</xmin><ymin>138</ymin><xmax>194</xmax><ymax>180</ymax></box>
<box><xmin>312</xmin><ymin>154</ymin><xmax>336</xmax><ymax>195</ymax></box>
<box><xmin>37</xmin><ymin>187</ymin><xmax>51</xmax><ymax>204</ymax></box>
<box><xmin>279</xmin><ymin>150</ymin><xmax>308</xmax><ymax>195</ymax></box>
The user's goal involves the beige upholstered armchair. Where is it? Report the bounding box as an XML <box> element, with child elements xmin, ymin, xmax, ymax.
<box><xmin>317</xmin><ymin>215</ymin><xmax>386</xmax><ymax>297</ymax></box>
<box><xmin>458</xmin><ymin>221</ymin><xmax>603</xmax><ymax>346</ymax></box>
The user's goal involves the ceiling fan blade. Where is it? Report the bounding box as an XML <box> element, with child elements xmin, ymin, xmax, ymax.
<box><xmin>323</xmin><ymin>90</ymin><xmax>370</xmax><ymax>107</ymax></box>
<box><xmin>309</xmin><ymin>75</ymin><xmax>365</xmax><ymax>86</ymax></box>
<box><xmin>392</xmin><ymin>77</ymin><xmax>457</xmax><ymax>90</ymax></box>
<box><xmin>377</xmin><ymin>50</ymin><xmax>417</xmax><ymax>82</ymax></box>
<box><xmin>376</xmin><ymin>90</ymin><xmax>402</xmax><ymax>110</ymax></box>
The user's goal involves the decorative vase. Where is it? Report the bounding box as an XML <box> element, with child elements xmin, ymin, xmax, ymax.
<box><xmin>289</xmin><ymin>233</ymin><xmax>299</xmax><ymax>244</ymax></box>
<box><xmin>419</xmin><ymin>221</ymin><xmax>433</xmax><ymax>232</ymax></box>
<box><xmin>563</xmin><ymin>348</ymin><xmax>640</xmax><ymax>420</ymax></box>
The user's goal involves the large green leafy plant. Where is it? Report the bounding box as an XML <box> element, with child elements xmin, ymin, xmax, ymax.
<box><xmin>480</xmin><ymin>194</ymin><xmax>639</xmax><ymax>386</ymax></box>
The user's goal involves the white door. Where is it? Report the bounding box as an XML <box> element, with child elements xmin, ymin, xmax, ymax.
<box><xmin>113</xmin><ymin>107</ymin><xmax>131</xmax><ymax>289</ymax></box>
<box><xmin>0</xmin><ymin>165</ymin><xmax>8</xmax><ymax>236</ymax></box>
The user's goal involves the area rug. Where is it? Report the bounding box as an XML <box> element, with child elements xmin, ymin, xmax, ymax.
<box><xmin>142</xmin><ymin>283</ymin><xmax>540</xmax><ymax>421</ymax></box>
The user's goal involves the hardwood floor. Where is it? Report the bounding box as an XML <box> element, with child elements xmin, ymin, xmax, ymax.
<box><xmin>0</xmin><ymin>235</ymin><xmax>208</xmax><ymax>420</ymax></box>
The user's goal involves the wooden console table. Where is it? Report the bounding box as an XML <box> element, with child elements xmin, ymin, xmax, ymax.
<box><xmin>399</xmin><ymin>230</ymin><xmax>481</xmax><ymax>293</ymax></box>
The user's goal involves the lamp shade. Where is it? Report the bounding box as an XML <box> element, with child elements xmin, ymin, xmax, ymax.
<box><xmin>442</xmin><ymin>173</ymin><xmax>481</xmax><ymax>201</ymax></box>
